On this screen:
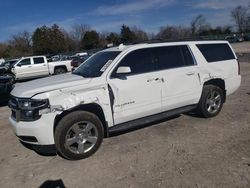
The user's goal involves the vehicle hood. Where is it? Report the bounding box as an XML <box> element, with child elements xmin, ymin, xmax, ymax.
<box><xmin>11</xmin><ymin>73</ymin><xmax>91</xmax><ymax>98</ymax></box>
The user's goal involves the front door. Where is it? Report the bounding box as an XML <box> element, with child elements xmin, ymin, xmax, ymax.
<box><xmin>14</xmin><ymin>58</ymin><xmax>33</xmax><ymax>79</ymax></box>
<box><xmin>108</xmin><ymin>48</ymin><xmax>162</xmax><ymax>125</ymax></box>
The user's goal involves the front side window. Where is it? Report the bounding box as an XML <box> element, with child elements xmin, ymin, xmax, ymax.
<box><xmin>18</xmin><ymin>58</ymin><xmax>31</xmax><ymax>66</ymax></box>
<box><xmin>116</xmin><ymin>48</ymin><xmax>154</xmax><ymax>75</ymax></box>
<box><xmin>33</xmin><ymin>57</ymin><xmax>45</xmax><ymax>64</ymax></box>
<box><xmin>73</xmin><ymin>51</ymin><xmax>121</xmax><ymax>78</ymax></box>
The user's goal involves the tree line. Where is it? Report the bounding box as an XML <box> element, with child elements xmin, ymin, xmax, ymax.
<box><xmin>0</xmin><ymin>4</ymin><xmax>249</xmax><ymax>58</ymax></box>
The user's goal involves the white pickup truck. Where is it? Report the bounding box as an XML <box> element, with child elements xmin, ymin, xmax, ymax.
<box><xmin>11</xmin><ymin>56</ymin><xmax>72</xmax><ymax>80</ymax></box>
<box><xmin>8</xmin><ymin>41</ymin><xmax>241</xmax><ymax>160</ymax></box>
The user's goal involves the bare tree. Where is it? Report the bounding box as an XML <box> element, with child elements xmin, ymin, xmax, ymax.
<box><xmin>131</xmin><ymin>26</ymin><xmax>149</xmax><ymax>42</ymax></box>
<box><xmin>9</xmin><ymin>31</ymin><xmax>32</xmax><ymax>57</ymax></box>
<box><xmin>70</xmin><ymin>24</ymin><xmax>91</xmax><ymax>42</ymax></box>
<box><xmin>0</xmin><ymin>42</ymin><xmax>10</xmax><ymax>58</ymax></box>
<box><xmin>191</xmin><ymin>15</ymin><xmax>210</xmax><ymax>35</ymax></box>
<box><xmin>156</xmin><ymin>25</ymin><xmax>191</xmax><ymax>40</ymax></box>
<box><xmin>231</xmin><ymin>6</ymin><xmax>248</xmax><ymax>32</ymax></box>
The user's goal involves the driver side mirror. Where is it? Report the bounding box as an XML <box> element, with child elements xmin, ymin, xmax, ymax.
<box><xmin>16</xmin><ymin>64</ymin><xmax>22</xmax><ymax>67</ymax></box>
<box><xmin>116</xmin><ymin>66</ymin><xmax>131</xmax><ymax>74</ymax></box>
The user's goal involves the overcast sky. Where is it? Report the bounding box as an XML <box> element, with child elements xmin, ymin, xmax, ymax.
<box><xmin>0</xmin><ymin>0</ymin><xmax>249</xmax><ymax>42</ymax></box>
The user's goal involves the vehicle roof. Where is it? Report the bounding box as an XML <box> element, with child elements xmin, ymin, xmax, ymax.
<box><xmin>103</xmin><ymin>40</ymin><xmax>229</xmax><ymax>52</ymax></box>
<box><xmin>20</xmin><ymin>55</ymin><xmax>46</xmax><ymax>59</ymax></box>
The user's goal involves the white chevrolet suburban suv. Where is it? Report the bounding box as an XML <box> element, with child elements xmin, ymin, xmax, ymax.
<box><xmin>8</xmin><ymin>41</ymin><xmax>241</xmax><ymax>160</ymax></box>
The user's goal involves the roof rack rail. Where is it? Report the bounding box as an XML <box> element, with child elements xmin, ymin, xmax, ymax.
<box><xmin>125</xmin><ymin>37</ymin><xmax>224</xmax><ymax>45</ymax></box>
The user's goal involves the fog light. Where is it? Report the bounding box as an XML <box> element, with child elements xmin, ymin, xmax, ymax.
<box><xmin>25</xmin><ymin>110</ymin><xmax>33</xmax><ymax>117</ymax></box>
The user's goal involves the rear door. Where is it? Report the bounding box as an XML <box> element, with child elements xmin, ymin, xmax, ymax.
<box><xmin>108</xmin><ymin>48</ymin><xmax>162</xmax><ymax>125</ymax></box>
<box><xmin>31</xmin><ymin>57</ymin><xmax>49</xmax><ymax>77</ymax></box>
<box><xmin>152</xmin><ymin>45</ymin><xmax>202</xmax><ymax>111</ymax></box>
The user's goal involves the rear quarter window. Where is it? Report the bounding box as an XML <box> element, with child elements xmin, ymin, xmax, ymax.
<box><xmin>196</xmin><ymin>43</ymin><xmax>236</xmax><ymax>63</ymax></box>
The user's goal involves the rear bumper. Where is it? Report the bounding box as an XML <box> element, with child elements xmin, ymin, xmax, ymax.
<box><xmin>9</xmin><ymin>112</ymin><xmax>57</xmax><ymax>145</ymax></box>
<box><xmin>225</xmin><ymin>75</ymin><xmax>241</xmax><ymax>96</ymax></box>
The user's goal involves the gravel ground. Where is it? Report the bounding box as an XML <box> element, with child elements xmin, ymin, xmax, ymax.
<box><xmin>0</xmin><ymin>47</ymin><xmax>250</xmax><ymax>188</ymax></box>
<box><xmin>231</xmin><ymin>41</ymin><xmax>250</xmax><ymax>53</ymax></box>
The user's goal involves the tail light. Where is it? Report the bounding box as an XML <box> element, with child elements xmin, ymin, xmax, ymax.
<box><xmin>70</xmin><ymin>60</ymin><xmax>74</xmax><ymax>67</ymax></box>
<box><xmin>237</xmin><ymin>59</ymin><xmax>240</xmax><ymax>75</ymax></box>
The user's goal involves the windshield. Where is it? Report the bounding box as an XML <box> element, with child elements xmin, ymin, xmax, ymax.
<box><xmin>73</xmin><ymin>51</ymin><xmax>121</xmax><ymax>78</ymax></box>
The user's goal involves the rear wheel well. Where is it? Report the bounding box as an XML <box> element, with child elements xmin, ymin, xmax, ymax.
<box><xmin>203</xmin><ymin>79</ymin><xmax>226</xmax><ymax>102</ymax></box>
<box><xmin>54</xmin><ymin>103</ymin><xmax>108</xmax><ymax>137</ymax></box>
<box><xmin>54</xmin><ymin>66</ymin><xmax>67</xmax><ymax>72</ymax></box>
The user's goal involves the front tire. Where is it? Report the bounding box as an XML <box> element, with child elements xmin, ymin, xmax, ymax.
<box><xmin>196</xmin><ymin>85</ymin><xmax>224</xmax><ymax>118</ymax></box>
<box><xmin>55</xmin><ymin>111</ymin><xmax>104</xmax><ymax>160</ymax></box>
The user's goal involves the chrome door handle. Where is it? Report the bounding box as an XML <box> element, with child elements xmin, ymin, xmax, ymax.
<box><xmin>186</xmin><ymin>72</ymin><xmax>195</xmax><ymax>76</ymax></box>
<box><xmin>147</xmin><ymin>78</ymin><xmax>155</xmax><ymax>82</ymax></box>
<box><xmin>147</xmin><ymin>78</ymin><xmax>164</xmax><ymax>82</ymax></box>
<box><xmin>28</xmin><ymin>66</ymin><xmax>32</xmax><ymax>68</ymax></box>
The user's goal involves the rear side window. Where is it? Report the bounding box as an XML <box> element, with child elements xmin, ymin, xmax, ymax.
<box><xmin>33</xmin><ymin>57</ymin><xmax>45</xmax><ymax>64</ymax></box>
<box><xmin>152</xmin><ymin>45</ymin><xmax>195</xmax><ymax>70</ymax></box>
<box><xmin>196</xmin><ymin>43</ymin><xmax>235</xmax><ymax>63</ymax></box>
<box><xmin>118</xmin><ymin>48</ymin><xmax>154</xmax><ymax>75</ymax></box>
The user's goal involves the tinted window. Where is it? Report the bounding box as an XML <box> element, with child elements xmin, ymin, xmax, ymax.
<box><xmin>18</xmin><ymin>58</ymin><xmax>31</xmax><ymax>66</ymax></box>
<box><xmin>196</xmin><ymin>43</ymin><xmax>235</xmax><ymax>62</ymax></box>
<box><xmin>180</xmin><ymin>46</ymin><xmax>196</xmax><ymax>66</ymax></box>
<box><xmin>153</xmin><ymin>46</ymin><xmax>189</xmax><ymax>70</ymax></box>
<box><xmin>117</xmin><ymin>48</ymin><xmax>154</xmax><ymax>75</ymax></box>
<box><xmin>33</xmin><ymin>57</ymin><xmax>45</xmax><ymax>64</ymax></box>
<box><xmin>73</xmin><ymin>51</ymin><xmax>120</xmax><ymax>78</ymax></box>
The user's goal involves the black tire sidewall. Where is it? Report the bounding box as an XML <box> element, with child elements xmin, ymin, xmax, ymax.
<box><xmin>54</xmin><ymin>67</ymin><xmax>66</xmax><ymax>74</ymax></box>
<box><xmin>198</xmin><ymin>85</ymin><xmax>224</xmax><ymax>118</ymax></box>
<box><xmin>55</xmin><ymin>111</ymin><xmax>104</xmax><ymax>160</ymax></box>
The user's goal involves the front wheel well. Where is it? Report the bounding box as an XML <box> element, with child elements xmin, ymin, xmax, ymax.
<box><xmin>54</xmin><ymin>103</ymin><xmax>108</xmax><ymax>137</ymax></box>
<box><xmin>203</xmin><ymin>78</ymin><xmax>226</xmax><ymax>102</ymax></box>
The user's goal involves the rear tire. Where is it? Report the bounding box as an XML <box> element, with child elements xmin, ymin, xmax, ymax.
<box><xmin>196</xmin><ymin>85</ymin><xmax>224</xmax><ymax>118</ymax></box>
<box><xmin>55</xmin><ymin>111</ymin><xmax>104</xmax><ymax>160</ymax></box>
<box><xmin>54</xmin><ymin>67</ymin><xmax>67</xmax><ymax>75</ymax></box>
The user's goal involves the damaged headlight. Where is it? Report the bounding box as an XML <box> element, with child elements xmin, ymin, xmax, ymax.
<box><xmin>9</xmin><ymin>97</ymin><xmax>50</xmax><ymax>121</ymax></box>
<box><xmin>18</xmin><ymin>99</ymin><xmax>49</xmax><ymax>110</ymax></box>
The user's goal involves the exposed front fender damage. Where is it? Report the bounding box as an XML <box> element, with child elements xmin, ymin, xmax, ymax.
<box><xmin>33</xmin><ymin>83</ymin><xmax>114</xmax><ymax>128</ymax></box>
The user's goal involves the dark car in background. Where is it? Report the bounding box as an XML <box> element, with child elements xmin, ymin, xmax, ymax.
<box><xmin>0</xmin><ymin>59</ymin><xmax>18</xmax><ymax>78</ymax></box>
<box><xmin>0</xmin><ymin>75</ymin><xmax>14</xmax><ymax>101</ymax></box>
<box><xmin>225</xmin><ymin>35</ymin><xmax>244</xmax><ymax>43</ymax></box>
<box><xmin>70</xmin><ymin>55</ymin><xmax>90</xmax><ymax>69</ymax></box>
<box><xmin>0</xmin><ymin>59</ymin><xmax>18</xmax><ymax>100</ymax></box>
